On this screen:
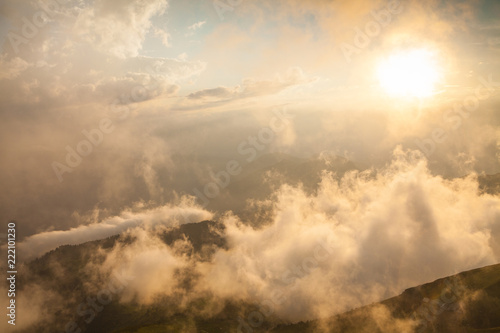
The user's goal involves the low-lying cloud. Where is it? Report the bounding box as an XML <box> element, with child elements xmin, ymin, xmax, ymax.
<box><xmin>18</xmin><ymin>201</ymin><xmax>212</xmax><ymax>260</ymax></box>
<box><xmin>54</xmin><ymin>148</ymin><xmax>500</xmax><ymax>328</ymax></box>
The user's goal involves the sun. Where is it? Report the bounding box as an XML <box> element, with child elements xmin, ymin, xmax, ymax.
<box><xmin>377</xmin><ymin>49</ymin><xmax>440</xmax><ymax>98</ymax></box>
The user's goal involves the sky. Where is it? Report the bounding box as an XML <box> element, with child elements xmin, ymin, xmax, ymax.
<box><xmin>1</xmin><ymin>0</ymin><xmax>500</xmax><ymax>331</ymax></box>
<box><xmin>0</xmin><ymin>0</ymin><xmax>498</xmax><ymax>239</ymax></box>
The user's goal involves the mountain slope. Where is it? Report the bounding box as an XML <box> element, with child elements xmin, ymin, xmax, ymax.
<box><xmin>272</xmin><ymin>263</ymin><xmax>500</xmax><ymax>333</ymax></box>
<box><xmin>79</xmin><ymin>262</ymin><xmax>500</xmax><ymax>333</ymax></box>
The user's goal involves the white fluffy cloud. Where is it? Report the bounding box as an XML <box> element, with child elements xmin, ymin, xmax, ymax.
<box><xmin>97</xmin><ymin>227</ymin><xmax>192</xmax><ymax>304</ymax></box>
<box><xmin>196</xmin><ymin>149</ymin><xmax>499</xmax><ymax>321</ymax></box>
<box><xmin>74</xmin><ymin>0</ymin><xmax>168</xmax><ymax>58</ymax></box>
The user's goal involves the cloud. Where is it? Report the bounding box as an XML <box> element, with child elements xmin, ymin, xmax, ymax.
<box><xmin>185</xmin><ymin>20</ymin><xmax>207</xmax><ymax>37</ymax></box>
<box><xmin>187</xmin><ymin>67</ymin><xmax>317</xmax><ymax>102</ymax></box>
<box><xmin>187</xmin><ymin>86</ymin><xmax>239</xmax><ymax>100</ymax></box>
<box><xmin>0</xmin><ymin>280</ymin><xmax>65</xmax><ymax>331</ymax></box>
<box><xmin>188</xmin><ymin>20</ymin><xmax>206</xmax><ymax>31</ymax></box>
<box><xmin>154</xmin><ymin>27</ymin><xmax>171</xmax><ymax>46</ymax></box>
<box><xmin>87</xmin><ymin>55</ymin><xmax>206</xmax><ymax>104</ymax></box>
<box><xmin>369</xmin><ymin>304</ymin><xmax>417</xmax><ymax>333</ymax></box>
<box><xmin>18</xmin><ymin>202</ymin><xmax>213</xmax><ymax>260</ymax></box>
<box><xmin>97</xmin><ymin>227</ymin><xmax>192</xmax><ymax>305</ymax></box>
<box><xmin>0</xmin><ymin>52</ymin><xmax>205</xmax><ymax>108</ymax></box>
<box><xmin>47</xmin><ymin>148</ymin><xmax>498</xmax><ymax>325</ymax></box>
<box><xmin>10</xmin><ymin>147</ymin><xmax>500</xmax><ymax>331</ymax></box>
<box><xmin>123</xmin><ymin>56</ymin><xmax>206</xmax><ymax>84</ymax></box>
<box><xmin>74</xmin><ymin>0</ymin><xmax>168</xmax><ymax>58</ymax></box>
<box><xmin>0</xmin><ymin>55</ymin><xmax>31</xmax><ymax>80</ymax></box>
<box><xmin>193</xmin><ymin>148</ymin><xmax>499</xmax><ymax>321</ymax></box>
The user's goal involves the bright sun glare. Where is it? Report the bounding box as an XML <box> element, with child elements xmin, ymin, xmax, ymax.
<box><xmin>377</xmin><ymin>49</ymin><xmax>440</xmax><ymax>98</ymax></box>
